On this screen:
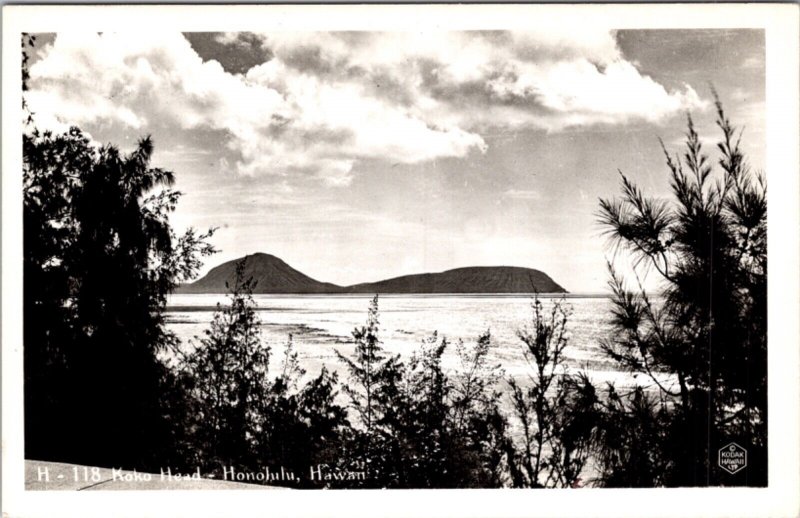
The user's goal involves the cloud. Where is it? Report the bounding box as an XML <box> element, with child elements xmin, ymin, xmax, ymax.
<box><xmin>740</xmin><ymin>55</ymin><xmax>764</xmax><ymax>70</ymax></box>
<box><xmin>484</xmin><ymin>61</ymin><xmax>704</xmax><ymax>127</ymax></box>
<box><xmin>504</xmin><ymin>189</ymin><xmax>541</xmax><ymax>200</ymax></box>
<box><xmin>27</xmin><ymin>30</ymin><xmax>705</xmax><ymax>186</ymax></box>
<box><xmin>244</xmin><ymin>30</ymin><xmax>704</xmax><ymax>131</ymax></box>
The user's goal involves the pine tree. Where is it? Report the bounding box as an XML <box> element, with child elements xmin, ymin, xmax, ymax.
<box><xmin>182</xmin><ymin>259</ymin><xmax>269</xmax><ymax>473</ymax></box>
<box><xmin>595</xmin><ymin>93</ymin><xmax>767</xmax><ymax>486</ymax></box>
<box><xmin>336</xmin><ymin>296</ymin><xmax>389</xmax><ymax>432</ymax></box>
<box><xmin>334</xmin><ymin>295</ymin><xmax>405</xmax><ymax>485</ymax></box>
<box><xmin>507</xmin><ymin>297</ymin><xmax>597</xmax><ymax>488</ymax></box>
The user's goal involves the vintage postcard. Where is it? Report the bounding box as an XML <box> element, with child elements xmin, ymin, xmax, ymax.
<box><xmin>2</xmin><ymin>3</ymin><xmax>798</xmax><ymax>518</ymax></box>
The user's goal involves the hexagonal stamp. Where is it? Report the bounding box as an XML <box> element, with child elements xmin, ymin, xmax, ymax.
<box><xmin>718</xmin><ymin>443</ymin><xmax>747</xmax><ymax>475</ymax></box>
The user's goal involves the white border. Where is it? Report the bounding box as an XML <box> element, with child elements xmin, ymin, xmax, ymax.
<box><xmin>3</xmin><ymin>4</ymin><xmax>798</xmax><ymax>518</ymax></box>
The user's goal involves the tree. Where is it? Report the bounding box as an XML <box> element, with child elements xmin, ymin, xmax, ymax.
<box><xmin>596</xmin><ymin>94</ymin><xmax>767</xmax><ymax>486</ymax></box>
<box><xmin>22</xmin><ymin>34</ymin><xmax>216</xmax><ymax>468</ymax></box>
<box><xmin>385</xmin><ymin>330</ymin><xmax>513</xmax><ymax>488</ymax></box>
<box><xmin>288</xmin><ymin>366</ymin><xmax>350</xmax><ymax>488</ymax></box>
<box><xmin>335</xmin><ymin>296</ymin><xmax>393</xmax><ymax>433</ymax></box>
<box><xmin>23</xmin><ymin>125</ymin><xmax>215</xmax><ymax>469</ymax></box>
<box><xmin>256</xmin><ymin>336</ymin><xmax>349</xmax><ymax>489</ymax></box>
<box><xmin>334</xmin><ymin>295</ymin><xmax>406</xmax><ymax>485</ymax></box>
<box><xmin>182</xmin><ymin>264</ymin><xmax>349</xmax><ymax>487</ymax></box>
<box><xmin>392</xmin><ymin>333</ymin><xmax>457</xmax><ymax>488</ymax></box>
<box><xmin>590</xmin><ymin>383</ymin><xmax>671</xmax><ymax>487</ymax></box>
<box><xmin>507</xmin><ymin>297</ymin><xmax>597</xmax><ymax>488</ymax></box>
<box><xmin>444</xmin><ymin>331</ymin><xmax>513</xmax><ymax>488</ymax></box>
<box><xmin>336</xmin><ymin>297</ymin><xmax>513</xmax><ymax>488</ymax></box>
<box><xmin>181</xmin><ymin>259</ymin><xmax>268</xmax><ymax>473</ymax></box>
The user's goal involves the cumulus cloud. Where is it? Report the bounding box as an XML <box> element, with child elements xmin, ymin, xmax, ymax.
<box><xmin>27</xmin><ymin>30</ymin><xmax>705</xmax><ymax>186</ymax></box>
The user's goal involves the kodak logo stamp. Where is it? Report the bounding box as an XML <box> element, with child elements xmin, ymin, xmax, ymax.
<box><xmin>718</xmin><ymin>443</ymin><xmax>747</xmax><ymax>475</ymax></box>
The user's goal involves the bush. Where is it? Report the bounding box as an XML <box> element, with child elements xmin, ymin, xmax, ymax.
<box><xmin>181</xmin><ymin>260</ymin><xmax>270</xmax><ymax>473</ymax></box>
<box><xmin>335</xmin><ymin>296</ymin><xmax>511</xmax><ymax>488</ymax></box>
<box><xmin>507</xmin><ymin>297</ymin><xmax>598</xmax><ymax>488</ymax></box>
<box><xmin>181</xmin><ymin>260</ymin><xmax>349</xmax><ymax>487</ymax></box>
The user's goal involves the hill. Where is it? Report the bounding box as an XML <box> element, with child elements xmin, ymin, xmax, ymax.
<box><xmin>345</xmin><ymin>266</ymin><xmax>565</xmax><ymax>294</ymax></box>
<box><xmin>177</xmin><ymin>254</ymin><xmax>567</xmax><ymax>294</ymax></box>
<box><xmin>176</xmin><ymin>253</ymin><xmax>343</xmax><ymax>294</ymax></box>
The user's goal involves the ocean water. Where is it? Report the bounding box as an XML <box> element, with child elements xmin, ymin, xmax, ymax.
<box><xmin>164</xmin><ymin>294</ymin><xmax>666</xmax><ymax>389</ymax></box>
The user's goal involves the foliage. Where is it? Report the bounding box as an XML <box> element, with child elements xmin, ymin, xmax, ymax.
<box><xmin>335</xmin><ymin>297</ymin><xmax>511</xmax><ymax>488</ymax></box>
<box><xmin>590</xmin><ymin>384</ymin><xmax>672</xmax><ymax>487</ymax></box>
<box><xmin>506</xmin><ymin>297</ymin><xmax>598</xmax><ymax>488</ymax></box>
<box><xmin>22</xmin><ymin>33</ymin><xmax>36</xmax><ymax>123</ymax></box>
<box><xmin>595</xmin><ymin>94</ymin><xmax>767</xmax><ymax>486</ymax></box>
<box><xmin>256</xmin><ymin>334</ymin><xmax>349</xmax><ymax>489</ymax></box>
<box><xmin>23</xmin><ymin>123</ymin><xmax>215</xmax><ymax>469</ymax></box>
<box><xmin>181</xmin><ymin>260</ymin><xmax>269</xmax><ymax>471</ymax></box>
<box><xmin>335</xmin><ymin>296</ymin><xmax>396</xmax><ymax>434</ymax></box>
<box><xmin>181</xmin><ymin>260</ymin><xmax>348</xmax><ymax>486</ymax></box>
<box><xmin>333</xmin><ymin>295</ymin><xmax>404</xmax><ymax>485</ymax></box>
<box><xmin>22</xmin><ymin>35</ymin><xmax>217</xmax><ymax>469</ymax></box>
<box><xmin>448</xmin><ymin>332</ymin><xmax>513</xmax><ymax>487</ymax></box>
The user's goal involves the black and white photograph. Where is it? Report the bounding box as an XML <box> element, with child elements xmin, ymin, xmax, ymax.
<box><xmin>2</xmin><ymin>4</ymin><xmax>799</xmax><ymax>517</ymax></box>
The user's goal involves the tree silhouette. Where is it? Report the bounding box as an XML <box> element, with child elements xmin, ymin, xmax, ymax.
<box><xmin>23</xmin><ymin>125</ymin><xmax>215</xmax><ymax>468</ymax></box>
<box><xmin>595</xmin><ymin>94</ymin><xmax>767</xmax><ymax>486</ymax></box>
<box><xmin>181</xmin><ymin>259</ymin><xmax>267</xmax><ymax>472</ymax></box>
<box><xmin>181</xmin><ymin>260</ymin><xmax>349</xmax><ymax>487</ymax></box>
<box><xmin>507</xmin><ymin>297</ymin><xmax>598</xmax><ymax>488</ymax></box>
<box><xmin>335</xmin><ymin>297</ymin><xmax>512</xmax><ymax>488</ymax></box>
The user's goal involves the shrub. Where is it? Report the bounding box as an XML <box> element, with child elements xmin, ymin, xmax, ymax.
<box><xmin>182</xmin><ymin>261</ymin><xmax>349</xmax><ymax>486</ymax></box>
<box><xmin>507</xmin><ymin>297</ymin><xmax>598</xmax><ymax>488</ymax></box>
<box><xmin>181</xmin><ymin>260</ymin><xmax>269</xmax><ymax>473</ymax></box>
<box><xmin>336</xmin><ymin>297</ymin><xmax>510</xmax><ymax>488</ymax></box>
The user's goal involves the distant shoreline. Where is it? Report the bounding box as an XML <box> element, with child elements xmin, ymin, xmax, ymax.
<box><xmin>165</xmin><ymin>292</ymin><xmax>614</xmax><ymax>312</ymax></box>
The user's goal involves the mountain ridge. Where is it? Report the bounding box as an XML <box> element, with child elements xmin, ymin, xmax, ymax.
<box><xmin>176</xmin><ymin>253</ymin><xmax>567</xmax><ymax>294</ymax></box>
<box><xmin>177</xmin><ymin>252</ymin><xmax>343</xmax><ymax>294</ymax></box>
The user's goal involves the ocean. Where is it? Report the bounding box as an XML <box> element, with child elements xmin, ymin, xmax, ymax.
<box><xmin>164</xmin><ymin>294</ymin><xmax>668</xmax><ymax>390</ymax></box>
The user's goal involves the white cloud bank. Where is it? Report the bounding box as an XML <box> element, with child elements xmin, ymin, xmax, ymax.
<box><xmin>27</xmin><ymin>30</ymin><xmax>704</xmax><ymax>186</ymax></box>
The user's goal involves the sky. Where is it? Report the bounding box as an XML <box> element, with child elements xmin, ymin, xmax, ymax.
<box><xmin>25</xmin><ymin>29</ymin><xmax>765</xmax><ymax>293</ymax></box>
